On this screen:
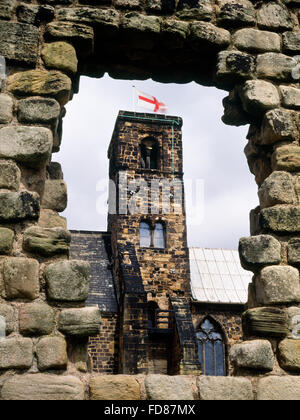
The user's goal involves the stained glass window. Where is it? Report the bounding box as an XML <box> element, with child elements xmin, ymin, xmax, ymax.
<box><xmin>196</xmin><ymin>318</ymin><xmax>226</xmax><ymax>376</ymax></box>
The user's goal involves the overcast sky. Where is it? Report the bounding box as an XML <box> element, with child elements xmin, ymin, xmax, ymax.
<box><xmin>55</xmin><ymin>74</ymin><xmax>258</xmax><ymax>250</ymax></box>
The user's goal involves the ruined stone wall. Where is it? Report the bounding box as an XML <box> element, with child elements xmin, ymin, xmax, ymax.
<box><xmin>0</xmin><ymin>0</ymin><xmax>300</xmax><ymax>400</ymax></box>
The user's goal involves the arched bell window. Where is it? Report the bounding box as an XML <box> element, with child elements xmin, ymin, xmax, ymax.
<box><xmin>153</xmin><ymin>223</ymin><xmax>165</xmax><ymax>249</ymax></box>
<box><xmin>196</xmin><ymin>317</ymin><xmax>226</xmax><ymax>376</ymax></box>
<box><xmin>140</xmin><ymin>222</ymin><xmax>151</xmax><ymax>248</ymax></box>
<box><xmin>141</xmin><ymin>137</ymin><xmax>159</xmax><ymax>170</ymax></box>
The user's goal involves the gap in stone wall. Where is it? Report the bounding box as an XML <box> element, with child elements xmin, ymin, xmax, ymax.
<box><xmin>55</xmin><ymin>73</ymin><xmax>257</xmax><ymax>249</ymax></box>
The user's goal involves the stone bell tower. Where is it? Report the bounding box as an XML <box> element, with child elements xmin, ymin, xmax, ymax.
<box><xmin>108</xmin><ymin>111</ymin><xmax>200</xmax><ymax>375</ymax></box>
<box><xmin>108</xmin><ymin>110</ymin><xmax>191</xmax><ymax>307</ymax></box>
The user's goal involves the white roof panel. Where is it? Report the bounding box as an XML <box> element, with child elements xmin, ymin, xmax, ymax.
<box><xmin>189</xmin><ymin>247</ymin><xmax>252</xmax><ymax>304</ymax></box>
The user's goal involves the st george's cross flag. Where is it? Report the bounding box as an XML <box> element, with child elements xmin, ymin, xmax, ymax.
<box><xmin>135</xmin><ymin>88</ymin><xmax>168</xmax><ymax>113</ymax></box>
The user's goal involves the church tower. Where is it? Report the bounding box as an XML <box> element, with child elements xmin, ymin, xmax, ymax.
<box><xmin>108</xmin><ymin>111</ymin><xmax>200</xmax><ymax>375</ymax></box>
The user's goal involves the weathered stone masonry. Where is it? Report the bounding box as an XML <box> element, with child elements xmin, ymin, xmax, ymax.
<box><xmin>0</xmin><ymin>0</ymin><xmax>300</xmax><ymax>400</ymax></box>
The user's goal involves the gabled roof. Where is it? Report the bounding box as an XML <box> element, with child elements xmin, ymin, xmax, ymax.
<box><xmin>189</xmin><ymin>248</ymin><xmax>252</xmax><ymax>305</ymax></box>
<box><xmin>70</xmin><ymin>231</ymin><xmax>118</xmax><ymax>313</ymax></box>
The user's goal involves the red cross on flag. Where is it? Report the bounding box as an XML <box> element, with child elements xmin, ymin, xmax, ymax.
<box><xmin>135</xmin><ymin>88</ymin><xmax>168</xmax><ymax>113</ymax></box>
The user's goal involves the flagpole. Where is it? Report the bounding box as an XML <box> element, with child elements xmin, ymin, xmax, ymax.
<box><xmin>132</xmin><ymin>85</ymin><xmax>136</xmax><ymax>113</ymax></box>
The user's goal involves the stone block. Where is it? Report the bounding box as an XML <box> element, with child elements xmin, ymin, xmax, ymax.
<box><xmin>257</xmin><ymin>53</ymin><xmax>296</xmax><ymax>81</ymax></box>
<box><xmin>19</xmin><ymin>303</ymin><xmax>55</xmax><ymax>336</ymax></box>
<box><xmin>239</xmin><ymin>235</ymin><xmax>281</xmax><ymax>271</ymax></box>
<box><xmin>3</xmin><ymin>257</ymin><xmax>39</xmax><ymax>301</ymax></box>
<box><xmin>90</xmin><ymin>375</ymin><xmax>141</xmax><ymax>400</ymax></box>
<box><xmin>122</xmin><ymin>12</ymin><xmax>161</xmax><ymax>33</ymax></box>
<box><xmin>8</xmin><ymin>70</ymin><xmax>71</xmax><ymax>106</ymax></box>
<box><xmin>36</xmin><ymin>336</ymin><xmax>68</xmax><ymax>371</ymax></box>
<box><xmin>18</xmin><ymin>98</ymin><xmax>60</xmax><ymax>124</ymax></box>
<box><xmin>47</xmin><ymin>162</ymin><xmax>64</xmax><ymax>180</ymax></box>
<box><xmin>16</xmin><ymin>4</ymin><xmax>40</xmax><ymax>25</ymax></box>
<box><xmin>257</xmin><ymin>2</ymin><xmax>293</xmax><ymax>31</ymax></box>
<box><xmin>222</xmin><ymin>91</ymin><xmax>250</xmax><ymax>126</ymax></box>
<box><xmin>38</xmin><ymin>209</ymin><xmax>67</xmax><ymax>229</ymax></box>
<box><xmin>287</xmin><ymin>307</ymin><xmax>300</xmax><ymax>339</ymax></box>
<box><xmin>0</xmin><ymin>191</ymin><xmax>40</xmax><ymax>223</ymax></box>
<box><xmin>229</xmin><ymin>340</ymin><xmax>274</xmax><ymax>371</ymax></box>
<box><xmin>0</xmin><ymin>126</ymin><xmax>53</xmax><ymax>169</ymax></box>
<box><xmin>272</xmin><ymin>145</ymin><xmax>300</xmax><ymax>172</ymax></box>
<box><xmin>283</xmin><ymin>32</ymin><xmax>300</xmax><ymax>53</ymax></box>
<box><xmin>280</xmin><ymin>86</ymin><xmax>300</xmax><ymax>109</ymax></box>
<box><xmin>176</xmin><ymin>0</ymin><xmax>213</xmax><ymax>21</ymax></box>
<box><xmin>161</xmin><ymin>20</ymin><xmax>189</xmax><ymax>49</ymax></box>
<box><xmin>0</xmin><ymin>160</ymin><xmax>21</xmax><ymax>192</ymax></box>
<box><xmin>256</xmin><ymin>265</ymin><xmax>300</xmax><ymax>305</ymax></box>
<box><xmin>42</xmin><ymin>42</ymin><xmax>78</xmax><ymax>74</ymax></box>
<box><xmin>0</xmin><ymin>21</ymin><xmax>39</xmax><ymax>65</ymax></box>
<box><xmin>0</xmin><ymin>228</ymin><xmax>14</xmax><ymax>255</ymax></box>
<box><xmin>217</xmin><ymin>51</ymin><xmax>256</xmax><ymax>81</ymax></box>
<box><xmin>293</xmin><ymin>176</ymin><xmax>300</xmax><ymax>203</ymax></box>
<box><xmin>0</xmin><ymin>337</ymin><xmax>33</xmax><ymax>370</ymax></box>
<box><xmin>261</xmin><ymin>109</ymin><xmax>298</xmax><ymax>144</ymax></box>
<box><xmin>242</xmin><ymin>307</ymin><xmax>288</xmax><ymax>338</ymax></box>
<box><xmin>257</xmin><ymin>376</ymin><xmax>300</xmax><ymax>400</ymax></box>
<box><xmin>217</xmin><ymin>0</ymin><xmax>255</xmax><ymax>26</ymax></box>
<box><xmin>278</xmin><ymin>339</ymin><xmax>300</xmax><ymax>372</ymax></box>
<box><xmin>145</xmin><ymin>375</ymin><xmax>194</xmax><ymax>400</ymax></box>
<box><xmin>45</xmin><ymin>22</ymin><xmax>94</xmax><ymax>54</ymax></box>
<box><xmin>0</xmin><ymin>304</ymin><xmax>15</xmax><ymax>335</ymax></box>
<box><xmin>0</xmin><ymin>0</ymin><xmax>15</xmax><ymax>19</ymax></box>
<box><xmin>258</xmin><ymin>171</ymin><xmax>296</xmax><ymax>208</ymax></box>
<box><xmin>57</xmin><ymin>7</ymin><xmax>120</xmax><ymax>33</ymax></box>
<box><xmin>0</xmin><ymin>95</ymin><xmax>13</xmax><ymax>124</ymax></box>
<box><xmin>239</xmin><ymin>80</ymin><xmax>280</xmax><ymax>116</ymax></box>
<box><xmin>190</xmin><ymin>22</ymin><xmax>230</xmax><ymax>49</ymax></box>
<box><xmin>45</xmin><ymin>260</ymin><xmax>90</xmax><ymax>302</ymax></box>
<box><xmin>233</xmin><ymin>28</ymin><xmax>281</xmax><ymax>53</ymax></box>
<box><xmin>58</xmin><ymin>307</ymin><xmax>101</xmax><ymax>336</ymax></box>
<box><xmin>23</xmin><ymin>226</ymin><xmax>71</xmax><ymax>256</ymax></box>
<box><xmin>197</xmin><ymin>376</ymin><xmax>254</xmax><ymax>400</ymax></box>
<box><xmin>288</xmin><ymin>239</ymin><xmax>300</xmax><ymax>265</ymax></box>
<box><xmin>41</xmin><ymin>180</ymin><xmax>68</xmax><ymax>213</ymax></box>
<box><xmin>1</xmin><ymin>374</ymin><xmax>84</xmax><ymax>400</ymax></box>
<box><xmin>260</xmin><ymin>205</ymin><xmax>300</xmax><ymax>233</ymax></box>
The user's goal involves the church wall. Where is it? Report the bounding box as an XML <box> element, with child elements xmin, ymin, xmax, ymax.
<box><xmin>88</xmin><ymin>314</ymin><xmax>119</xmax><ymax>374</ymax></box>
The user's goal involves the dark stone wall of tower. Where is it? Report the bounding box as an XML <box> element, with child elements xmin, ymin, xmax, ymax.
<box><xmin>108</xmin><ymin>112</ymin><xmax>191</xmax><ymax>310</ymax></box>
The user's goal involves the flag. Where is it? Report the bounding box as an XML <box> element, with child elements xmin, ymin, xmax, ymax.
<box><xmin>135</xmin><ymin>88</ymin><xmax>168</xmax><ymax>113</ymax></box>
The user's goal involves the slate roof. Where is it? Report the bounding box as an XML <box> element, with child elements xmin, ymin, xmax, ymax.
<box><xmin>70</xmin><ymin>231</ymin><xmax>118</xmax><ymax>313</ymax></box>
<box><xmin>189</xmin><ymin>247</ymin><xmax>253</xmax><ymax>304</ymax></box>
<box><xmin>70</xmin><ymin>231</ymin><xmax>252</xmax><ymax>310</ymax></box>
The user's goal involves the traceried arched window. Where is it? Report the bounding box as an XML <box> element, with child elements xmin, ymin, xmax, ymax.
<box><xmin>140</xmin><ymin>222</ymin><xmax>151</xmax><ymax>248</ymax></box>
<box><xmin>153</xmin><ymin>223</ymin><xmax>165</xmax><ymax>249</ymax></box>
<box><xmin>196</xmin><ymin>317</ymin><xmax>226</xmax><ymax>376</ymax></box>
<box><xmin>141</xmin><ymin>137</ymin><xmax>159</xmax><ymax>170</ymax></box>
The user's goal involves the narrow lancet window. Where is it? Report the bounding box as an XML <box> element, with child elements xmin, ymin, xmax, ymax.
<box><xmin>140</xmin><ymin>222</ymin><xmax>151</xmax><ymax>248</ymax></box>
